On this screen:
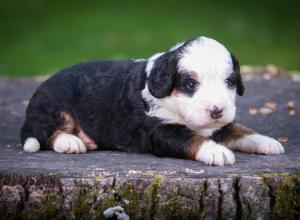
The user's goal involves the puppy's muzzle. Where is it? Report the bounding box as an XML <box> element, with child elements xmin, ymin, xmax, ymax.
<box><xmin>209</xmin><ymin>106</ymin><xmax>223</xmax><ymax>119</ymax></box>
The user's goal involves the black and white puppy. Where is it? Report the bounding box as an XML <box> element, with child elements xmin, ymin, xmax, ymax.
<box><xmin>21</xmin><ymin>36</ymin><xmax>284</xmax><ymax>166</ymax></box>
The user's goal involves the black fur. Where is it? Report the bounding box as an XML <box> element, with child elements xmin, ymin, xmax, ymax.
<box><xmin>211</xmin><ymin>123</ymin><xmax>235</xmax><ymax>143</ymax></box>
<box><xmin>173</xmin><ymin>72</ymin><xmax>199</xmax><ymax>96</ymax></box>
<box><xmin>147</xmin><ymin>51</ymin><xmax>179</xmax><ymax>98</ymax></box>
<box><xmin>230</xmin><ymin>53</ymin><xmax>244</xmax><ymax>96</ymax></box>
<box><xmin>21</xmin><ymin>60</ymin><xmax>195</xmax><ymax>158</ymax></box>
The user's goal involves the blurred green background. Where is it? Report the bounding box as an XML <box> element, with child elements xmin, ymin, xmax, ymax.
<box><xmin>0</xmin><ymin>0</ymin><xmax>299</xmax><ymax>76</ymax></box>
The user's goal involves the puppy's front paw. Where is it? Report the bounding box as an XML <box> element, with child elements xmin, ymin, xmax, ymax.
<box><xmin>195</xmin><ymin>141</ymin><xmax>235</xmax><ymax>166</ymax></box>
<box><xmin>53</xmin><ymin>133</ymin><xmax>87</xmax><ymax>154</ymax></box>
<box><xmin>236</xmin><ymin>134</ymin><xmax>284</xmax><ymax>155</ymax></box>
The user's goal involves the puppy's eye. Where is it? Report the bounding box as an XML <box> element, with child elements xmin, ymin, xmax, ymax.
<box><xmin>225</xmin><ymin>78</ymin><xmax>236</xmax><ymax>88</ymax></box>
<box><xmin>184</xmin><ymin>79</ymin><xmax>198</xmax><ymax>91</ymax></box>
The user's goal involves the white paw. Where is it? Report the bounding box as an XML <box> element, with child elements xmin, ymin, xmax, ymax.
<box><xmin>53</xmin><ymin>133</ymin><xmax>87</xmax><ymax>154</ymax></box>
<box><xmin>232</xmin><ymin>134</ymin><xmax>284</xmax><ymax>155</ymax></box>
<box><xmin>195</xmin><ymin>141</ymin><xmax>236</xmax><ymax>166</ymax></box>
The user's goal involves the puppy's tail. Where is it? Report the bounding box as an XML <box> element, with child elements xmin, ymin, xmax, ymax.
<box><xmin>21</xmin><ymin>122</ymin><xmax>40</xmax><ymax>153</ymax></box>
<box><xmin>23</xmin><ymin>137</ymin><xmax>40</xmax><ymax>153</ymax></box>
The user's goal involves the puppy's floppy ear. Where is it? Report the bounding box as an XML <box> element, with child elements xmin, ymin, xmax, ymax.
<box><xmin>230</xmin><ymin>53</ymin><xmax>244</xmax><ymax>96</ymax></box>
<box><xmin>147</xmin><ymin>52</ymin><xmax>178</xmax><ymax>98</ymax></box>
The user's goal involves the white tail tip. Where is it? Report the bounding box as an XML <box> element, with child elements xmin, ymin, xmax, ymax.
<box><xmin>23</xmin><ymin>137</ymin><xmax>40</xmax><ymax>153</ymax></box>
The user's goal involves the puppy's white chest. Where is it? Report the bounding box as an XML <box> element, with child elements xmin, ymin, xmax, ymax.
<box><xmin>194</xmin><ymin>128</ymin><xmax>218</xmax><ymax>137</ymax></box>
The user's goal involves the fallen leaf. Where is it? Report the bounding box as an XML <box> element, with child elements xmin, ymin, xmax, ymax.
<box><xmin>278</xmin><ymin>137</ymin><xmax>288</xmax><ymax>142</ymax></box>
<box><xmin>265</xmin><ymin>101</ymin><xmax>277</xmax><ymax>110</ymax></box>
<box><xmin>287</xmin><ymin>101</ymin><xmax>295</xmax><ymax>109</ymax></box>
<box><xmin>288</xmin><ymin>109</ymin><xmax>296</xmax><ymax>116</ymax></box>
<box><xmin>291</xmin><ymin>74</ymin><xmax>300</xmax><ymax>82</ymax></box>
<box><xmin>241</xmin><ymin>65</ymin><xmax>254</xmax><ymax>73</ymax></box>
<box><xmin>259</xmin><ymin>107</ymin><xmax>273</xmax><ymax>115</ymax></box>
<box><xmin>266</xmin><ymin>64</ymin><xmax>282</xmax><ymax>76</ymax></box>
<box><xmin>263</xmin><ymin>73</ymin><xmax>271</xmax><ymax>80</ymax></box>
<box><xmin>249</xmin><ymin>108</ymin><xmax>258</xmax><ymax>115</ymax></box>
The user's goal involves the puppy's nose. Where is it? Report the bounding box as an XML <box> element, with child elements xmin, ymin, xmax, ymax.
<box><xmin>209</xmin><ymin>106</ymin><xmax>223</xmax><ymax>119</ymax></box>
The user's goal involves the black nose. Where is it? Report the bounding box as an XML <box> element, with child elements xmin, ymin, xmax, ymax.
<box><xmin>209</xmin><ymin>106</ymin><xmax>223</xmax><ymax>119</ymax></box>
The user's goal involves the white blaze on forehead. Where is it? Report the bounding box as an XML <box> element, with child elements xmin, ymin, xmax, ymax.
<box><xmin>178</xmin><ymin>36</ymin><xmax>233</xmax><ymax>79</ymax></box>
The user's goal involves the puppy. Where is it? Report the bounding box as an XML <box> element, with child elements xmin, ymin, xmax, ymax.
<box><xmin>21</xmin><ymin>36</ymin><xmax>284</xmax><ymax>166</ymax></box>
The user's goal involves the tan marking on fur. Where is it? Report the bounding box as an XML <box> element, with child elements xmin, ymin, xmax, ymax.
<box><xmin>186</xmin><ymin>136</ymin><xmax>206</xmax><ymax>160</ymax></box>
<box><xmin>77</xmin><ymin>129</ymin><xmax>97</xmax><ymax>150</ymax></box>
<box><xmin>188</xmin><ymin>71</ymin><xmax>199</xmax><ymax>81</ymax></box>
<box><xmin>171</xmin><ymin>71</ymin><xmax>198</xmax><ymax>97</ymax></box>
<box><xmin>171</xmin><ymin>89</ymin><xmax>179</xmax><ymax>96</ymax></box>
<box><xmin>48</xmin><ymin>130</ymin><xmax>64</xmax><ymax>146</ymax></box>
<box><xmin>59</xmin><ymin>111</ymin><xmax>76</xmax><ymax>133</ymax></box>
<box><xmin>48</xmin><ymin>111</ymin><xmax>97</xmax><ymax>150</ymax></box>
<box><xmin>48</xmin><ymin>111</ymin><xmax>76</xmax><ymax>146</ymax></box>
<box><xmin>221</xmin><ymin>123</ymin><xmax>255</xmax><ymax>145</ymax></box>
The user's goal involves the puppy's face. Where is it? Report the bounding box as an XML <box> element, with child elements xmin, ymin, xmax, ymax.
<box><xmin>144</xmin><ymin>37</ymin><xmax>244</xmax><ymax>130</ymax></box>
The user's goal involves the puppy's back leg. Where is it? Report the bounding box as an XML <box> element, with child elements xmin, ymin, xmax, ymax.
<box><xmin>77</xmin><ymin>129</ymin><xmax>98</xmax><ymax>150</ymax></box>
<box><xmin>52</xmin><ymin>133</ymin><xmax>87</xmax><ymax>154</ymax></box>
<box><xmin>49</xmin><ymin>111</ymin><xmax>87</xmax><ymax>154</ymax></box>
<box><xmin>22</xmin><ymin>108</ymin><xmax>97</xmax><ymax>153</ymax></box>
<box><xmin>49</xmin><ymin>111</ymin><xmax>98</xmax><ymax>153</ymax></box>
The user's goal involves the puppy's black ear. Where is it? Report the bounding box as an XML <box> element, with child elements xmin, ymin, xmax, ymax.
<box><xmin>147</xmin><ymin>52</ymin><xmax>178</xmax><ymax>98</ymax></box>
<box><xmin>231</xmin><ymin>53</ymin><xmax>244</xmax><ymax>96</ymax></box>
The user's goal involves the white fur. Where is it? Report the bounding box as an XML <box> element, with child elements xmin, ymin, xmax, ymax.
<box><xmin>145</xmin><ymin>52</ymin><xmax>164</xmax><ymax>76</ymax></box>
<box><xmin>195</xmin><ymin>140</ymin><xmax>236</xmax><ymax>166</ymax></box>
<box><xmin>142</xmin><ymin>84</ymin><xmax>185</xmax><ymax>124</ymax></box>
<box><xmin>227</xmin><ymin>134</ymin><xmax>284</xmax><ymax>155</ymax></box>
<box><xmin>53</xmin><ymin>133</ymin><xmax>87</xmax><ymax>154</ymax></box>
<box><xmin>178</xmin><ymin>37</ymin><xmax>232</xmax><ymax>74</ymax></box>
<box><xmin>142</xmin><ymin>36</ymin><xmax>236</xmax><ymax>131</ymax></box>
<box><xmin>194</xmin><ymin>128</ymin><xmax>219</xmax><ymax>137</ymax></box>
<box><xmin>23</xmin><ymin>137</ymin><xmax>40</xmax><ymax>153</ymax></box>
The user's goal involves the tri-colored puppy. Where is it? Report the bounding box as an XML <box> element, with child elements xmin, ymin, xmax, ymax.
<box><xmin>21</xmin><ymin>36</ymin><xmax>284</xmax><ymax>166</ymax></box>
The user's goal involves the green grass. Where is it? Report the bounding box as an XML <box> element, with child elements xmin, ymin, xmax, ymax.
<box><xmin>0</xmin><ymin>0</ymin><xmax>300</xmax><ymax>76</ymax></box>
